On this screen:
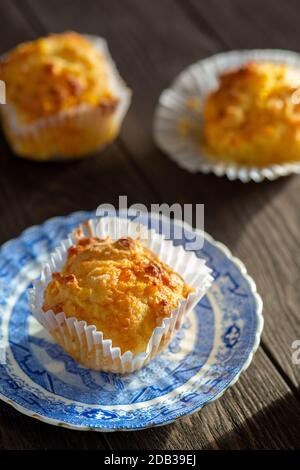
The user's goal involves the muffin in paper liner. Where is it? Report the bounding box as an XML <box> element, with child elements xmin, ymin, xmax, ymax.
<box><xmin>28</xmin><ymin>216</ymin><xmax>213</xmax><ymax>373</ymax></box>
<box><xmin>0</xmin><ymin>35</ymin><xmax>131</xmax><ymax>161</ymax></box>
<box><xmin>154</xmin><ymin>49</ymin><xmax>300</xmax><ymax>183</ymax></box>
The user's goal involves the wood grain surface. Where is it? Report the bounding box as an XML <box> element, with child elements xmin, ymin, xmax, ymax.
<box><xmin>0</xmin><ymin>0</ymin><xmax>299</xmax><ymax>450</ymax></box>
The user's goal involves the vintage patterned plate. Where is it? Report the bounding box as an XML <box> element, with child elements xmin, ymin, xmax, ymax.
<box><xmin>0</xmin><ymin>210</ymin><xmax>263</xmax><ymax>431</ymax></box>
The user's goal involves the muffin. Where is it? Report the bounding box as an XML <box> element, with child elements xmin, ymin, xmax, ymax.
<box><xmin>29</xmin><ymin>218</ymin><xmax>213</xmax><ymax>373</ymax></box>
<box><xmin>43</xmin><ymin>236</ymin><xmax>193</xmax><ymax>355</ymax></box>
<box><xmin>203</xmin><ymin>62</ymin><xmax>300</xmax><ymax>166</ymax></box>
<box><xmin>0</xmin><ymin>32</ymin><xmax>131</xmax><ymax>160</ymax></box>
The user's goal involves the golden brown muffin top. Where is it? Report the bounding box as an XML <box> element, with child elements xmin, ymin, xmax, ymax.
<box><xmin>203</xmin><ymin>61</ymin><xmax>300</xmax><ymax>166</ymax></box>
<box><xmin>43</xmin><ymin>236</ymin><xmax>192</xmax><ymax>354</ymax></box>
<box><xmin>0</xmin><ymin>32</ymin><xmax>117</xmax><ymax>124</ymax></box>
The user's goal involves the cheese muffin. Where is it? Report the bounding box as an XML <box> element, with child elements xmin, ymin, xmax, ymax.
<box><xmin>203</xmin><ymin>62</ymin><xmax>300</xmax><ymax>166</ymax></box>
<box><xmin>0</xmin><ymin>32</ymin><xmax>131</xmax><ymax>160</ymax></box>
<box><xmin>43</xmin><ymin>236</ymin><xmax>193</xmax><ymax>355</ymax></box>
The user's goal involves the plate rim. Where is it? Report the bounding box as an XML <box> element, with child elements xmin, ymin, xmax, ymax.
<box><xmin>0</xmin><ymin>210</ymin><xmax>264</xmax><ymax>431</ymax></box>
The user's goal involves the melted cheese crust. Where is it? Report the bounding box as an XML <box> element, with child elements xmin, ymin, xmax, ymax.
<box><xmin>43</xmin><ymin>237</ymin><xmax>192</xmax><ymax>354</ymax></box>
<box><xmin>203</xmin><ymin>62</ymin><xmax>300</xmax><ymax>166</ymax></box>
<box><xmin>0</xmin><ymin>32</ymin><xmax>117</xmax><ymax>124</ymax></box>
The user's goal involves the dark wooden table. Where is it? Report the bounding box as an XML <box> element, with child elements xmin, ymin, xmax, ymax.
<box><xmin>0</xmin><ymin>0</ymin><xmax>300</xmax><ymax>450</ymax></box>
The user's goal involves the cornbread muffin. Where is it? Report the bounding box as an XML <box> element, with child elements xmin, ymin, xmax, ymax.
<box><xmin>43</xmin><ymin>236</ymin><xmax>192</xmax><ymax>355</ymax></box>
<box><xmin>0</xmin><ymin>32</ymin><xmax>130</xmax><ymax>160</ymax></box>
<box><xmin>203</xmin><ymin>62</ymin><xmax>300</xmax><ymax>166</ymax></box>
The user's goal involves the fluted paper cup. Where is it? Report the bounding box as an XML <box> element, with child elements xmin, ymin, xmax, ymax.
<box><xmin>28</xmin><ymin>216</ymin><xmax>213</xmax><ymax>373</ymax></box>
<box><xmin>0</xmin><ymin>35</ymin><xmax>131</xmax><ymax>161</ymax></box>
<box><xmin>154</xmin><ymin>49</ymin><xmax>300</xmax><ymax>183</ymax></box>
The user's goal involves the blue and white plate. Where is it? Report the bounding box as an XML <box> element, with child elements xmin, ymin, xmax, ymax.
<box><xmin>0</xmin><ymin>211</ymin><xmax>263</xmax><ymax>431</ymax></box>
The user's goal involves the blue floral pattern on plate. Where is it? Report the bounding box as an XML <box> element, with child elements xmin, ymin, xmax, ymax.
<box><xmin>0</xmin><ymin>211</ymin><xmax>263</xmax><ymax>431</ymax></box>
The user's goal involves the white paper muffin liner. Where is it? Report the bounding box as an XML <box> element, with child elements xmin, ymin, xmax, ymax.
<box><xmin>28</xmin><ymin>216</ymin><xmax>213</xmax><ymax>373</ymax></box>
<box><xmin>0</xmin><ymin>35</ymin><xmax>131</xmax><ymax>161</ymax></box>
<box><xmin>154</xmin><ymin>49</ymin><xmax>300</xmax><ymax>183</ymax></box>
